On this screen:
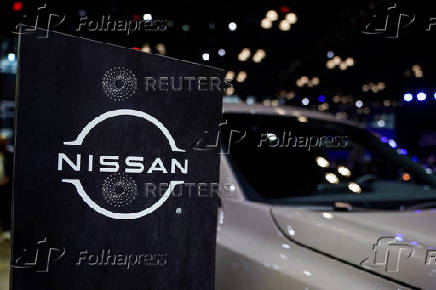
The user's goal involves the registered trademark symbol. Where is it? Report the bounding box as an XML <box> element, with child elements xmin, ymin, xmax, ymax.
<box><xmin>176</xmin><ymin>208</ymin><xmax>182</xmax><ymax>214</ymax></box>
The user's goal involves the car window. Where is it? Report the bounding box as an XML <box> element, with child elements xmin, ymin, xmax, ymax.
<box><xmin>221</xmin><ymin>113</ymin><xmax>436</xmax><ymax>210</ymax></box>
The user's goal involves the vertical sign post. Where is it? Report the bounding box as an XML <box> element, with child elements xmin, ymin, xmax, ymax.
<box><xmin>11</xmin><ymin>29</ymin><xmax>224</xmax><ymax>290</ymax></box>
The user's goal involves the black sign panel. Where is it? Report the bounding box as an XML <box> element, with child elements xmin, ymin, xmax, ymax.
<box><xmin>11</xmin><ymin>29</ymin><xmax>223</xmax><ymax>290</ymax></box>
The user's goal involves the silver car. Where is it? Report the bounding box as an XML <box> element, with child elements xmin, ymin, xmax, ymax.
<box><xmin>216</xmin><ymin>103</ymin><xmax>436</xmax><ymax>290</ymax></box>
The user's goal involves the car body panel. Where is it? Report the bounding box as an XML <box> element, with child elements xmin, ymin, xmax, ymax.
<box><xmin>215</xmin><ymin>103</ymin><xmax>432</xmax><ymax>289</ymax></box>
<box><xmin>272</xmin><ymin>207</ymin><xmax>436</xmax><ymax>289</ymax></box>
<box><xmin>215</xmin><ymin>197</ymin><xmax>408</xmax><ymax>290</ymax></box>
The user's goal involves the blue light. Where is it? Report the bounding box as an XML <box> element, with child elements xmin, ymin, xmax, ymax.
<box><xmin>380</xmin><ymin>136</ymin><xmax>388</xmax><ymax>143</ymax></box>
<box><xmin>395</xmin><ymin>233</ymin><xmax>404</xmax><ymax>241</ymax></box>
<box><xmin>403</xmin><ymin>93</ymin><xmax>413</xmax><ymax>102</ymax></box>
<box><xmin>397</xmin><ymin>148</ymin><xmax>408</xmax><ymax>155</ymax></box>
<box><xmin>412</xmin><ymin>156</ymin><xmax>418</xmax><ymax>162</ymax></box>
<box><xmin>434</xmin><ymin>92</ymin><xmax>436</xmax><ymax>100</ymax></box>
<box><xmin>417</xmin><ymin>92</ymin><xmax>427</xmax><ymax>101</ymax></box>
<box><xmin>318</xmin><ymin>95</ymin><xmax>326</xmax><ymax>102</ymax></box>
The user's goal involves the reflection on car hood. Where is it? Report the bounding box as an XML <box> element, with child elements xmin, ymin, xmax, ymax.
<box><xmin>271</xmin><ymin>207</ymin><xmax>436</xmax><ymax>289</ymax></box>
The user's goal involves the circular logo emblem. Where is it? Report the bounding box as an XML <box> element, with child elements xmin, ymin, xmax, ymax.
<box><xmin>102</xmin><ymin>173</ymin><xmax>138</xmax><ymax>207</ymax></box>
<box><xmin>102</xmin><ymin>67</ymin><xmax>137</xmax><ymax>101</ymax></box>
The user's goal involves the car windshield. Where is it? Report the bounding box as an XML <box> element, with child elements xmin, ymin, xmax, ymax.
<box><xmin>222</xmin><ymin>112</ymin><xmax>436</xmax><ymax>210</ymax></box>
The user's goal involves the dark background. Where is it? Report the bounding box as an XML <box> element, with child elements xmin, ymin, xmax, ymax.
<box><xmin>1</xmin><ymin>0</ymin><xmax>435</xmax><ymax>98</ymax></box>
<box><xmin>0</xmin><ymin>1</ymin><xmax>435</xmax><ymax>176</ymax></box>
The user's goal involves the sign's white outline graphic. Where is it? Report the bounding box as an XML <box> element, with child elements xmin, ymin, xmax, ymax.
<box><xmin>61</xmin><ymin>109</ymin><xmax>185</xmax><ymax>220</ymax></box>
<box><xmin>63</xmin><ymin>109</ymin><xmax>185</xmax><ymax>152</ymax></box>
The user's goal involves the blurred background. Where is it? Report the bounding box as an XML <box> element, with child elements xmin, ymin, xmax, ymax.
<box><xmin>1</xmin><ymin>0</ymin><xmax>436</xmax><ymax>288</ymax></box>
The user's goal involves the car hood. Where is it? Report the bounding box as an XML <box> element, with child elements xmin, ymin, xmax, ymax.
<box><xmin>271</xmin><ymin>207</ymin><xmax>436</xmax><ymax>289</ymax></box>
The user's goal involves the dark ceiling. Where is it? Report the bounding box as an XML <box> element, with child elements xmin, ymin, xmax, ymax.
<box><xmin>1</xmin><ymin>0</ymin><xmax>436</xmax><ymax>103</ymax></box>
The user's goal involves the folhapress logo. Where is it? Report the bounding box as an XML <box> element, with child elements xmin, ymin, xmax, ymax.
<box><xmin>360</xmin><ymin>237</ymin><xmax>415</xmax><ymax>272</ymax></box>
<box><xmin>12</xmin><ymin>238</ymin><xmax>65</xmax><ymax>272</ymax></box>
